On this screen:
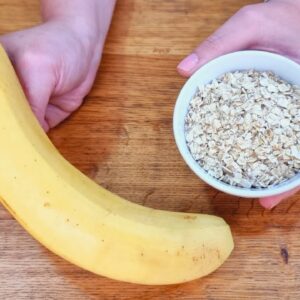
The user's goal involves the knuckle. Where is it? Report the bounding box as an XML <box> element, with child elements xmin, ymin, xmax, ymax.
<box><xmin>53</xmin><ymin>97</ymin><xmax>84</xmax><ymax>113</ymax></box>
<box><xmin>203</xmin><ymin>34</ymin><xmax>224</xmax><ymax>53</ymax></box>
<box><xmin>17</xmin><ymin>47</ymin><xmax>55</xmax><ymax>70</ymax></box>
<box><xmin>238</xmin><ymin>4</ymin><xmax>263</xmax><ymax>22</ymax></box>
<box><xmin>64</xmin><ymin>98</ymin><xmax>83</xmax><ymax>112</ymax></box>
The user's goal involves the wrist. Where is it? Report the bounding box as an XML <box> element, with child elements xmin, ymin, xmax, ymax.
<box><xmin>41</xmin><ymin>0</ymin><xmax>116</xmax><ymax>53</ymax></box>
<box><xmin>46</xmin><ymin>17</ymin><xmax>104</xmax><ymax>55</ymax></box>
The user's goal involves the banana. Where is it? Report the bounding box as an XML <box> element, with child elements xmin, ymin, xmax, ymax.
<box><xmin>0</xmin><ymin>45</ymin><xmax>233</xmax><ymax>285</ymax></box>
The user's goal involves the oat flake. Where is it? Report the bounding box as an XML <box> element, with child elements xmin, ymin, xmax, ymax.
<box><xmin>185</xmin><ymin>70</ymin><xmax>300</xmax><ymax>188</ymax></box>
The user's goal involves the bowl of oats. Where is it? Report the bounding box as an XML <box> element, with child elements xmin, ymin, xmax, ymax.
<box><xmin>173</xmin><ymin>50</ymin><xmax>300</xmax><ymax>198</ymax></box>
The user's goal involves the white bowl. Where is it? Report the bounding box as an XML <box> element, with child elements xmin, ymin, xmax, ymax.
<box><xmin>173</xmin><ymin>50</ymin><xmax>300</xmax><ymax>198</ymax></box>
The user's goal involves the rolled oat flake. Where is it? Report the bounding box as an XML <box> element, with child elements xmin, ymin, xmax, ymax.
<box><xmin>185</xmin><ymin>70</ymin><xmax>300</xmax><ymax>188</ymax></box>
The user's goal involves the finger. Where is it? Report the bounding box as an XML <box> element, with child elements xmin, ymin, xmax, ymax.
<box><xmin>50</xmin><ymin>95</ymin><xmax>84</xmax><ymax>113</ymax></box>
<box><xmin>13</xmin><ymin>51</ymin><xmax>57</xmax><ymax>130</ymax></box>
<box><xmin>177</xmin><ymin>4</ymin><xmax>265</xmax><ymax>77</ymax></box>
<box><xmin>259</xmin><ymin>187</ymin><xmax>300</xmax><ymax>209</ymax></box>
<box><xmin>45</xmin><ymin>103</ymin><xmax>70</xmax><ymax>129</ymax></box>
<box><xmin>0</xmin><ymin>38</ymin><xmax>50</xmax><ymax>131</ymax></box>
<box><xmin>47</xmin><ymin>95</ymin><xmax>84</xmax><ymax>128</ymax></box>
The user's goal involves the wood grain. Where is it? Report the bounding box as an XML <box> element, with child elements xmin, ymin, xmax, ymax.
<box><xmin>0</xmin><ymin>0</ymin><xmax>299</xmax><ymax>299</ymax></box>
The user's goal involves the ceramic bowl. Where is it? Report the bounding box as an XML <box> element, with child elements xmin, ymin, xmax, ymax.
<box><xmin>173</xmin><ymin>50</ymin><xmax>300</xmax><ymax>198</ymax></box>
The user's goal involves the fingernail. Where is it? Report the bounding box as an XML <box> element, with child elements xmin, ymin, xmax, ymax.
<box><xmin>177</xmin><ymin>53</ymin><xmax>199</xmax><ymax>75</ymax></box>
<box><xmin>259</xmin><ymin>197</ymin><xmax>280</xmax><ymax>210</ymax></box>
<box><xmin>266</xmin><ymin>202</ymin><xmax>277</xmax><ymax>210</ymax></box>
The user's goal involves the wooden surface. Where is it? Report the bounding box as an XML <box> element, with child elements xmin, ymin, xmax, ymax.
<box><xmin>0</xmin><ymin>0</ymin><xmax>299</xmax><ymax>299</ymax></box>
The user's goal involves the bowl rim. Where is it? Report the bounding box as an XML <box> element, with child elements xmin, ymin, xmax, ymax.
<box><xmin>173</xmin><ymin>50</ymin><xmax>300</xmax><ymax>198</ymax></box>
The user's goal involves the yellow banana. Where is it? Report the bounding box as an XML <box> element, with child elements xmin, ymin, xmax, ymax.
<box><xmin>0</xmin><ymin>45</ymin><xmax>233</xmax><ymax>285</ymax></box>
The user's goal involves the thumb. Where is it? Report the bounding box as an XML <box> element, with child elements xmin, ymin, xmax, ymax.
<box><xmin>177</xmin><ymin>4</ymin><xmax>265</xmax><ymax>77</ymax></box>
<box><xmin>259</xmin><ymin>187</ymin><xmax>300</xmax><ymax>210</ymax></box>
<box><xmin>13</xmin><ymin>52</ymin><xmax>56</xmax><ymax>131</ymax></box>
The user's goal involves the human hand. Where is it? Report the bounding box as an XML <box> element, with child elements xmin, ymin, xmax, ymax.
<box><xmin>0</xmin><ymin>0</ymin><xmax>116</xmax><ymax>131</ymax></box>
<box><xmin>177</xmin><ymin>0</ymin><xmax>300</xmax><ymax>208</ymax></box>
<box><xmin>0</xmin><ymin>20</ymin><xmax>104</xmax><ymax>131</ymax></box>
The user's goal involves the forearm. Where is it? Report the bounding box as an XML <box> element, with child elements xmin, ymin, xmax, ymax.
<box><xmin>41</xmin><ymin>0</ymin><xmax>116</xmax><ymax>45</ymax></box>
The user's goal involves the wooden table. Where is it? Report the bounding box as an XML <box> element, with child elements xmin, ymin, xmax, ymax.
<box><xmin>1</xmin><ymin>0</ymin><xmax>299</xmax><ymax>299</ymax></box>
